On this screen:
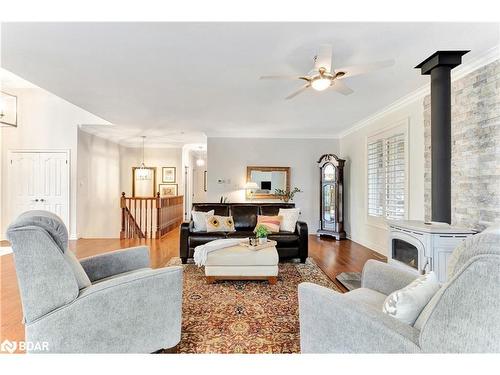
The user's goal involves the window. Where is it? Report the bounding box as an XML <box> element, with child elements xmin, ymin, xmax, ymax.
<box><xmin>367</xmin><ymin>123</ymin><xmax>408</xmax><ymax>222</ymax></box>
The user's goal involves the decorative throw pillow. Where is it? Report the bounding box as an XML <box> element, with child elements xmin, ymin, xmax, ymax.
<box><xmin>192</xmin><ymin>210</ymin><xmax>215</xmax><ymax>232</ymax></box>
<box><xmin>382</xmin><ymin>271</ymin><xmax>440</xmax><ymax>325</ymax></box>
<box><xmin>206</xmin><ymin>215</ymin><xmax>236</xmax><ymax>232</ymax></box>
<box><xmin>254</xmin><ymin>215</ymin><xmax>282</xmax><ymax>233</ymax></box>
<box><xmin>278</xmin><ymin>208</ymin><xmax>300</xmax><ymax>232</ymax></box>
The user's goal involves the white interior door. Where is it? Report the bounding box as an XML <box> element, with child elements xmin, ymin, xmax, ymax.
<box><xmin>9</xmin><ymin>152</ymin><xmax>39</xmax><ymax>215</ymax></box>
<box><xmin>38</xmin><ymin>152</ymin><xmax>69</xmax><ymax>222</ymax></box>
<box><xmin>8</xmin><ymin>151</ymin><xmax>70</xmax><ymax>229</ymax></box>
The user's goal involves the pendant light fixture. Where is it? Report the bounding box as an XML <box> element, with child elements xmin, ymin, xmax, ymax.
<box><xmin>136</xmin><ymin>136</ymin><xmax>151</xmax><ymax>180</ymax></box>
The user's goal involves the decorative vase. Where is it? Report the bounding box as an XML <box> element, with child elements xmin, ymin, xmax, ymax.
<box><xmin>258</xmin><ymin>237</ymin><xmax>267</xmax><ymax>245</ymax></box>
<box><xmin>282</xmin><ymin>196</ymin><xmax>290</xmax><ymax>203</ymax></box>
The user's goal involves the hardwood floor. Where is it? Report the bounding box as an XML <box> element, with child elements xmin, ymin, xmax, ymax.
<box><xmin>0</xmin><ymin>229</ymin><xmax>384</xmax><ymax>352</ymax></box>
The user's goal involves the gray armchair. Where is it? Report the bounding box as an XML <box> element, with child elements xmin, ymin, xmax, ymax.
<box><xmin>7</xmin><ymin>210</ymin><xmax>183</xmax><ymax>353</ymax></box>
<box><xmin>299</xmin><ymin>230</ymin><xmax>500</xmax><ymax>353</ymax></box>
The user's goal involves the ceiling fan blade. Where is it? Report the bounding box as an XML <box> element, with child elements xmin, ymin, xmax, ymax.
<box><xmin>314</xmin><ymin>44</ymin><xmax>333</xmax><ymax>72</ymax></box>
<box><xmin>331</xmin><ymin>80</ymin><xmax>354</xmax><ymax>95</ymax></box>
<box><xmin>285</xmin><ymin>84</ymin><xmax>310</xmax><ymax>100</ymax></box>
<box><xmin>259</xmin><ymin>75</ymin><xmax>301</xmax><ymax>80</ymax></box>
<box><xmin>336</xmin><ymin>59</ymin><xmax>395</xmax><ymax>78</ymax></box>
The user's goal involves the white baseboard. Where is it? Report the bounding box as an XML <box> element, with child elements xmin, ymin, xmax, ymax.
<box><xmin>346</xmin><ymin>235</ymin><xmax>387</xmax><ymax>259</ymax></box>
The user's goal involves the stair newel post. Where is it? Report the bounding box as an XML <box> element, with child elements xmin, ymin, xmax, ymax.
<box><xmin>155</xmin><ymin>192</ymin><xmax>161</xmax><ymax>239</ymax></box>
<box><xmin>120</xmin><ymin>192</ymin><xmax>126</xmax><ymax>239</ymax></box>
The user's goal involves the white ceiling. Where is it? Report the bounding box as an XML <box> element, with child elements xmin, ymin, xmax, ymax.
<box><xmin>1</xmin><ymin>22</ymin><xmax>498</xmax><ymax>142</ymax></box>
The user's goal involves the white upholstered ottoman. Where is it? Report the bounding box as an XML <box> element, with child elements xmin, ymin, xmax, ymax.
<box><xmin>204</xmin><ymin>245</ymin><xmax>279</xmax><ymax>284</ymax></box>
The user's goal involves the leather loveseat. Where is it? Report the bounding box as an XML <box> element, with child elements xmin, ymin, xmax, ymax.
<box><xmin>180</xmin><ymin>203</ymin><xmax>308</xmax><ymax>264</ymax></box>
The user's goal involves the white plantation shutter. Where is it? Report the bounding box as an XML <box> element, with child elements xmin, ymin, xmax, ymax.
<box><xmin>385</xmin><ymin>133</ymin><xmax>406</xmax><ymax>220</ymax></box>
<box><xmin>367</xmin><ymin>126</ymin><xmax>407</xmax><ymax>221</ymax></box>
<box><xmin>367</xmin><ymin>140</ymin><xmax>385</xmax><ymax>217</ymax></box>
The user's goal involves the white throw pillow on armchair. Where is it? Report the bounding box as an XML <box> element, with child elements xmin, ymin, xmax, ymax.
<box><xmin>382</xmin><ymin>271</ymin><xmax>440</xmax><ymax>325</ymax></box>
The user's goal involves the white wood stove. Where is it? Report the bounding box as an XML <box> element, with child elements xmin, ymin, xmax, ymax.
<box><xmin>387</xmin><ymin>220</ymin><xmax>475</xmax><ymax>283</ymax></box>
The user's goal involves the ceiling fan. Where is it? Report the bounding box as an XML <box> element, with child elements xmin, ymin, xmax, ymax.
<box><xmin>260</xmin><ymin>44</ymin><xmax>395</xmax><ymax>100</ymax></box>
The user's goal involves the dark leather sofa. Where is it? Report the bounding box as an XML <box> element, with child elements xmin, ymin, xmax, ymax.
<box><xmin>180</xmin><ymin>203</ymin><xmax>308</xmax><ymax>264</ymax></box>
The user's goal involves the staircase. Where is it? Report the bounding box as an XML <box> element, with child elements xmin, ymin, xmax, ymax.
<box><xmin>120</xmin><ymin>192</ymin><xmax>183</xmax><ymax>239</ymax></box>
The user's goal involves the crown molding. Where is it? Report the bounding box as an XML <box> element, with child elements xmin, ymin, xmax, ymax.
<box><xmin>338</xmin><ymin>45</ymin><xmax>500</xmax><ymax>139</ymax></box>
<box><xmin>206</xmin><ymin>132</ymin><xmax>340</xmax><ymax>140</ymax></box>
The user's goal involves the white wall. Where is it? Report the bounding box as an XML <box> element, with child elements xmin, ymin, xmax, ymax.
<box><xmin>339</xmin><ymin>98</ymin><xmax>425</xmax><ymax>255</ymax></box>
<box><xmin>0</xmin><ymin>87</ymin><xmax>109</xmax><ymax>239</ymax></box>
<box><xmin>207</xmin><ymin>137</ymin><xmax>340</xmax><ymax>232</ymax></box>
<box><xmin>77</xmin><ymin>130</ymin><xmax>121</xmax><ymax>238</ymax></box>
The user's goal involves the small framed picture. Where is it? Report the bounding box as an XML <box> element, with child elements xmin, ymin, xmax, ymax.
<box><xmin>162</xmin><ymin>167</ymin><xmax>176</xmax><ymax>183</ymax></box>
<box><xmin>159</xmin><ymin>183</ymin><xmax>178</xmax><ymax>197</ymax></box>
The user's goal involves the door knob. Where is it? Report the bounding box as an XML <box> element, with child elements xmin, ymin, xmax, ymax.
<box><xmin>33</xmin><ymin>199</ymin><xmax>39</xmax><ymax>202</ymax></box>
<box><xmin>40</xmin><ymin>199</ymin><xmax>45</xmax><ymax>202</ymax></box>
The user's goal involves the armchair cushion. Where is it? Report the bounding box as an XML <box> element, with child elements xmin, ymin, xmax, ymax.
<box><xmin>298</xmin><ymin>282</ymin><xmax>421</xmax><ymax>353</ymax></box>
<box><xmin>27</xmin><ymin>266</ymin><xmax>183</xmax><ymax>353</ymax></box>
<box><xmin>79</xmin><ymin>246</ymin><xmax>150</xmax><ymax>282</ymax></box>
<box><xmin>361</xmin><ymin>259</ymin><xmax>419</xmax><ymax>295</ymax></box>
<box><xmin>343</xmin><ymin>287</ymin><xmax>387</xmax><ymax>310</ymax></box>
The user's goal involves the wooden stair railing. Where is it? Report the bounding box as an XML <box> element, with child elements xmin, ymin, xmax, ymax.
<box><xmin>122</xmin><ymin>206</ymin><xmax>146</xmax><ymax>239</ymax></box>
<box><xmin>120</xmin><ymin>192</ymin><xmax>184</xmax><ymax>239</ymax></box>
<box><xmin>156</xmin><ymin>194</ymin><xmax>184</xmax><ymax>238</ymax></box>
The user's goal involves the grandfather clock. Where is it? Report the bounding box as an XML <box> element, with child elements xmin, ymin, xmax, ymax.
<box><xmin>317</xmin><ymin>154</ymin><xmax>346</xmax><ymax>240</ymax></box>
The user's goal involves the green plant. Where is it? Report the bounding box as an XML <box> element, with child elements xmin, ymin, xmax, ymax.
<box><xmin>274</xmin><ymin>187</ymin><xmax>302</xmax><ymax>202</ymax></box>
<box><xmin>254</xmin><ymin>224</ymin><xmax>269</xmax><ymax>238</ymax></box>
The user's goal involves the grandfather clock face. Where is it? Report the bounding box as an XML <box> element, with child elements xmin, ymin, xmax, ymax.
<box><xmin>322</xmin><ymin>163</ymin><xmax>337</xmax><ymax>226</ymax></box>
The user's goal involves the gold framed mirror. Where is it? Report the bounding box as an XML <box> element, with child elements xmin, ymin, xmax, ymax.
<box><xmin>246</xmin><ymin>166</ymin><xmax>290</xmax><ymax>199</ymax></box>
<box><xmin>132</xmin><ymin>167</ymin><xmax>157</xmax><ymax>197</ymax></box>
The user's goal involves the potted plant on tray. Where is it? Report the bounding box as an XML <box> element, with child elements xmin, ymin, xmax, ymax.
<box><xmin>255</xmin><ymin>224</ymin><xmax>269</xmax><ymax>245</ymax></box>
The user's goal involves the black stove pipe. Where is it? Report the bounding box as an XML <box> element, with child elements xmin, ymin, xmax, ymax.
<box><xmin>415</xmin><ymin>51</ymin><xmax>469</xmax><ymax>224</ymax></box>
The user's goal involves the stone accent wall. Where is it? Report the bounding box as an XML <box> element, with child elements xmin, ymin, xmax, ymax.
<box><xmin>424</xmin><ymin>60</ymin><xmax>500</xmax><ymax>231</ymax></box>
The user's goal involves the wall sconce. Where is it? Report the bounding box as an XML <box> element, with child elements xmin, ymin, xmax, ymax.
<box><xmin>0</xmin><ymin>91</ymin><xmax>18</xmax><ymax>127</ymax></box>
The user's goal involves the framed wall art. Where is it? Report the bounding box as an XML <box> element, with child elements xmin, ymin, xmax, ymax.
<box><xmin>162</xmin><ymin>167</ymin><xmax>176</xmax><ymax>183</ymax></box>
<box><xmin>159</xmin><ymin>183</ymin><xmax>178</xmax><ymax>197</ymax></box>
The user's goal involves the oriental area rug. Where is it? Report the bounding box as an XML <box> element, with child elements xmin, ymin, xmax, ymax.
<box><xmin>165</xmin><ymin>257</ymin><xmax>341</xmax><ymax>354</ymax></box>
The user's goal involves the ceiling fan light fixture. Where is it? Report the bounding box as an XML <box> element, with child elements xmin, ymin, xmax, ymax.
<box><xmin>311</xmin><ymin>77</ymin><xmax>331</xmax><ymax>91</ymax></box>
